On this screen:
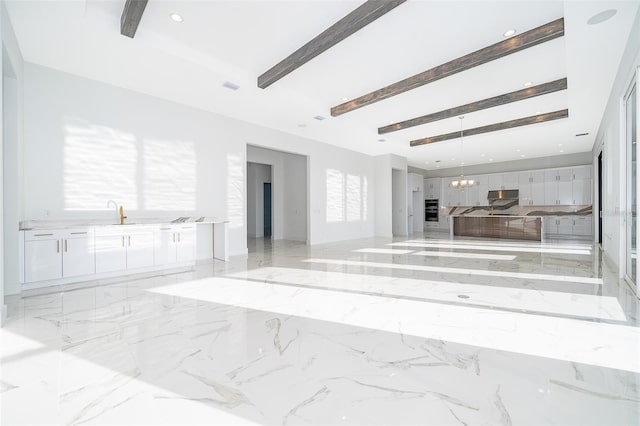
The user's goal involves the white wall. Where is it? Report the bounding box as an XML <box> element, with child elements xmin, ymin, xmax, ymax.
<box><xmin>21</xmin><ymin>63</ymin><xmax>378</xmax><ymax>256</ymax></box>
<box><xmin>594</xmin><ymin>7</ymin><xmax>640</xmax><ymax>276</ymax></box>
<box><xmin>1</xmin><ymin>0</ymin><xmax>24</xmax><ymax>308</ymax></box>
<box><xmin>246</xmin><ymin>162</ymin><xmax>271</xmax><ymax>238</ymax></box>
<box><xmin>374</xmin><ymin>154</ymin><xmax>407</xmax><ymax>238</ymax></box>
<box><xmin>392</xmin><ymin>169</ymin><xmax>407</xmax><ymax>236</ymax></box>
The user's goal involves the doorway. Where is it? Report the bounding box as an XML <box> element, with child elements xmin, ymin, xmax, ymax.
<box><xmin>263</xmin><ymin>182</ymin><xmax>272</xmax><ymax>238</ymax></box>
<box><xmin>246</xmin><ymin>162</ymin><xmax>272</xmax><ymax>240</ymax></box>
<box><xmin>598</xmin><ymin>151</ymin><xmax>603</xmax><ymax>245</ymax></box>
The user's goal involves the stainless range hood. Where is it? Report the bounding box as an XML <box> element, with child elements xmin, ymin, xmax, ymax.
<box><xmin>487</xmin><ymin>189</ymin><xmax>519</xmax><ymax>202</ymax></box>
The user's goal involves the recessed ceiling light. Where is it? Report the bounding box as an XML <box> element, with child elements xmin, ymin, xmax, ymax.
<box><xmin>559</xmin><ymin>149</ymin><xmax>564</xmax><ymax>153</ymax></box>
<box><xmin>536</xmin><ymin>111</ymin><xmax>541</xmax><ymax>115</ymax></box>
<box><xmin>461</xmin><ymin>162</ymin><xmax>465</xmax><ymax>165</ymax></box>
<box><xmin>341</xmin><ymin>97</ymin><xmax>348</xmax><ymax>101</ymax></box>
<box><xmin>503</xmin><ymin>29</ymin><xmax>516</xmax><ymax>37</ymax></box>
<box><xmin>516</xmin><ymin>149</ymin><xmax>521</xmax><ymax>152</ymax></box>
<box><xmin>170</xmin><ymin>13</ymin><xmax>184</xmax><ymax>22</ymax></box>
<box><xmin>588</xmin><ymin>9</ymin><xmax>617</xmax><ymax>25</ymax></box>
<box><xmin>425</xmin><ymin>161</ymin><xmax>429</xmax><ymax>164</ymax></box>
<box><xmin>489</xmin><ymin>159</ymin><xmax>494</xmax><ymax>162</ymax></box>
<box><xmin>314</xmin><ymin>115</ymin><xmax>326</xmax><ymax>121</ymax></box>
<box><xmin>520</xmin><ymin>154</ymin><xmax>525</xmax><ymax>158</ymax></box>
<box><xmin>558</xmin><ymin>143</ymin><xmax>563</xmax><ymax>146</ymax></box>
<box><xmin>523</xmin><ymin>81</ymin><xmax>532</xmax><ymax>87</ymax></box>
<box><xmin>436</xmin><ymin>165</ymin><xmax>440</xmax><ymax>168</ymax></box>
<box><xmin>222</xmin><ymin>81</ymin><xmax>240</xmax><ymax>91</ymax></box>
<box><xmin>576</xmin><ymin>132</ymin><xmax>590</xmax><ymax>137</ymax></box>
<box><xmin>451</xmin><ymin>157</ymin><xmax>455</xmax><ymax>161</ymax></box>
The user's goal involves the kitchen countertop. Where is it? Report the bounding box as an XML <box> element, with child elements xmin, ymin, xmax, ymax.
<box><xmin>19</xmin><ymin>217</ymin><xmax>229</xmax><ymax>231</ymax></box>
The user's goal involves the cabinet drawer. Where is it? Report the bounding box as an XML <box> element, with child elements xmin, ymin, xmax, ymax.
<box><xmin>24</xmin><ymin>230</ymin><xmax>62</xmax><ymax>241</ymax></box>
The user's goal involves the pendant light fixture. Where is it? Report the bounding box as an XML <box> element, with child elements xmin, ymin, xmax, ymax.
<box><xmin>451</xmin><ymin>116</ymin><xmax>475</xmax><ymax>191</ymax></box>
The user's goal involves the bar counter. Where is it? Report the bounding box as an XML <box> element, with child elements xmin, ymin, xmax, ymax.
<box><xmin>451</xmin><ymin>215</ymin><xmax>542</xmax><ymax>241</ymax></box>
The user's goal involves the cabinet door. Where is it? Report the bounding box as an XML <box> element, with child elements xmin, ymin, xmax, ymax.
<box><xmin>572</xmin><ymin>217</ymin><xmax>592</xmax><ymax>236</ymax></box>
<box><xmin>25</xmin><ymin>239</ymin><xmax>62</xmax><ymax>282</ymax></box>
<box><xmin>488</xmin><ymin>174</ymin><xmax>503</xmax><ymax>190</ymax></box>
<box><xmin>558</xmin><ymin>179</ymin><xmax>573</xmax><ymax>205</ymax></box>
<box><xmin>176</xmin><ymin>228</ymin><xmax>196</xmax><ymax>264</ymax></box>
<box><xmin>572</xmin><ymin>166</ymin><xmax>592</xmax><ymax>180</ymax></box>
<box><xmin>572</xmin><ymin>178</ymin><xmax>590</xmax><ymax>205</ymax></box>
<box><xmin>530</xmin><ymin>171</ymin><xmax>546</xmax><ymax>205</ymax></box>
<box><xmin>126</xmin><ymin>230</ymin><xmax>155</xmax><ymax>270</ymax></box>
<box><xmin>544</xmin><ymin>181</ymin><xmax>559</xmax><ymax>205</ymax></box>
<box><xmin>557</xmin><ymin>217</ymin><xmax>573</xmax><ymax>234</ymax></box>
<box><xmin>502</xmin><ymin>172</ymin><xmax>519</xmax><ymax>190</ymax></box>
<box><xmin>475</xmin><ymin>177</ymin><xmax>489</xmax><ymax>206</ymax></box>
<box><xmin>518</xmin><ymin>173</ymin><xmax>532</xmax><ymax>205</ymax></box>
<box><xmin>465</xmin><ymin>176</ymin><xmax>480</xmax><ymax>206</ymax></box>
<box><xmin>95</xmin><ymin>235</ymin><xmax>127</xmax><ymax>273</ymax></box>
<box><xmin>543</xmin><ymin>217</ymin><xmax>558</xmax><ymax>234</ymax></box>
<box><xmin>154</xmin><ymin>228</ymin><xmax>177</xmax><ymax>265</ymax></box>
<box><xmin>63</xmin><ymin>237</ymin><xmax>95</xmax><ymax>278</ymax></box>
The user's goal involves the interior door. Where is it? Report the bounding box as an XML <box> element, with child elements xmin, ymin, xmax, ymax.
<box><xmin>264</xmin><ymin>182</ymin><xmax>272</xmax><ymax>238</ymax></box>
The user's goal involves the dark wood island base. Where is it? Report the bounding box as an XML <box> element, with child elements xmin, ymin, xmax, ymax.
<box><xmin>452</xmin><ymin>216</ymin><xmax>542</xmax><ymax>241</ymax></box>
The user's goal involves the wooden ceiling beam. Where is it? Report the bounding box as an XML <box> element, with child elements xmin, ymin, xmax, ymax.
<box><xmin>332</xmin><ymin>18</ymin><xmax>565</xmax><ymax>117</ymax></box>
<box><xmin>379</xmin><ymin>78</ymin><xmax>567</xmax><ymax>134</ymax></box>
<box><xmin>121</xmin><ymin>0</ymin><xmax>149</xmax><ymax>38</ymax></box>
<box><xmin>258</xmin><ymin>0</ymin><xmax>406</xmax><ymax>89</ymax></box>
<box><xmin>410</xmin><ymin>109</ymin><xmax>569</xmax><ymax>147</ymax></box>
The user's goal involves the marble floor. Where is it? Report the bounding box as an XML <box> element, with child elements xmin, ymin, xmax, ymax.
<box><xmin>1</xmin><ymin>233</ymin><xmax>639</xmax><ymax>425</ymax></box>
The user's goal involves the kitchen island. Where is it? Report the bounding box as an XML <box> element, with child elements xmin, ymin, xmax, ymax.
<box><xmin>451</xmin><ymin>215</ymin><xmax>542</xmax><ymax>241</ymax></box>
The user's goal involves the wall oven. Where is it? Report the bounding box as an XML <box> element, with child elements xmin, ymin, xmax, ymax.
<box><xmin>425</xmin><ymin>199</ymin><xmax>439</xmax><ymax>222</ymax></box>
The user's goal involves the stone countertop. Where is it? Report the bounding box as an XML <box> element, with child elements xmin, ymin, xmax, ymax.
<box><xmin>19</xmin><ymin>217</ymin><xmax>229</xmax><ymax>231</ymax></box>
<box><xmin>450</xmin><ymin>215</ymin><xmax>544</xmax><ymax>218</ymax></box>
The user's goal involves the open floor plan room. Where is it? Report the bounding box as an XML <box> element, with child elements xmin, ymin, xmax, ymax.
<box><xmin>1</xmin><ymin>0</ymin><xmax>639</xmax><ymax>425</ymax></box>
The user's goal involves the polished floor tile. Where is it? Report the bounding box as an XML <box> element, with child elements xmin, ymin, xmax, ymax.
<box><xmin>1</xmin><ymin>233</ymin><xmax>639</xmax><ymax>425</ymax></box>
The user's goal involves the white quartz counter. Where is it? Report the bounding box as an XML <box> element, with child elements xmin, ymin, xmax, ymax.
<box><xmin>19</xmin><ymin>217</ymin><xmax>229</xmax><ymax>231</ymax></box>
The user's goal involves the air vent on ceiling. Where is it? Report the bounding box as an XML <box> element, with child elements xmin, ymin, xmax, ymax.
<box><xmin>575</xmin><ymin>132</ymin><xmax>589</xmax><ymax>137</ymax></box>
<box><xmin>313</xmin><ymin>115</ymin><xmax>326</xmax><ymax>121</ymax></box>
<box><xmin>222</xmin><ymin>81</ymin><xmax>240</xmax><ymax>91</ymax></box>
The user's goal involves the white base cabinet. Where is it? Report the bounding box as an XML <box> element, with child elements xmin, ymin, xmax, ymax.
<box><xmin>25</xmin><ymin>228</ymin><xmax>95</xmax><ymax>282</ymax></box>
<box><xmin>22</xmin><ymin>223</ymin><xmax>200</xmax><ymax>289</ymax></box>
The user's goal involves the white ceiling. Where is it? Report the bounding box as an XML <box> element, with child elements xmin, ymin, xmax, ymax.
<box><xmin>5</xmin><ymin>0</ymin><xmax>639</xmax><ymax>169</ymax></box>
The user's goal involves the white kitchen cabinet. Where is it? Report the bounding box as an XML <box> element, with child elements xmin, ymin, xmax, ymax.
<box><xmin>95</xmin><ymin>234</ymin><xmax>127</xmax><ymax>274</ymax></box>
<box><xmin>25</xmin><ymin>233</ymin><xmax>62</xmax><ymax>282</ymax></box>
<box><xmin>557</xmin><ymin>216</ymin><xmax>573</xmax><ymax>234</ymax></box>
<box><xmin>464</xmin><ymin>175</ymin><xmax>487</xmax><ymax>206</ymax></box>
<box><xmin>25</xmin><ymin>229</ymin><xmax>95</xmax><ymax>282</ymax></box>
<box><xmin>155</xmin><ymin>227</ymin><xmax>177</xmax><ymax>266</ymax></box>
<box><xmin>424</xmin><ymin>178</ymin><xmax>441</xmax><ymax>200</ymax></box>
<box><xmin>126</xmin><ymin>229</ymin><xmax>155</xmax><ymax>270</ymax></box>
<box><xmin>572</xmin><ymin>216</ymin><xmax>593</xmax><ymax>236</ymax></box>
<box><xmin>488</xmin><ymin>174</ymin><xmax>503</xmax><ymax>190</ymax></box>
<box><xmin>62</xmin><ymin>231</ymin><xmax>95</xmax><ymax>278</ymax></box>
<box><xmin>154</xmin><ymin>226</ymin><xmax>196</xmax><ymax>265</ymax></box>
<box><xmin>545</xmin><ymin>169</ymin><xmax>573</xmax><ymax>205</ymax></box>
<box><xmin>519</xmin><ymin>171</ymin><xmax>545</xmax><ymax>205</ymax></box>
<box><xmin>176</xmin><ymin>226</ymin><xmax>197</xmax><ymax>263</ymax></box>
<box><xmin>572</xmin><ymin>166</ymin><xmax>592</xmax><ymax>205</ymax></box>
<box><xmin>503</xmin><ymin>172</ymin><xmax>519</xmax><ymax>190</ymax></box>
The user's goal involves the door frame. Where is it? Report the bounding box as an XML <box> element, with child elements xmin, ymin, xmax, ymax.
<box><xmin>623</xmin><ymin>67</ymin><xmax>639</xmax><ymax>292</ymax></box>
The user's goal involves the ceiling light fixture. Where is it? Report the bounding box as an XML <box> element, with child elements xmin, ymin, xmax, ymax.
<box><xmin>222</xmin><ymin>81</ymin><xmax>240</xmax><ymax>91</ymax></box>
<box><xmin>523</xmin><ymin>81</ymin><xmax>532</xmax><ymax>87</ymax></box>
<box><xmin>588</xmin><ymin>9</ymin><xmax>617</xmax><ymax>25</ymax></box>
<box><xmin>341</xmin><ymin>97</ymin><xmax>348</xmax><ymax>101</ymax></box>
<box><xmin>451</xmin><ymin>116</ymin><xmax>474</xmax><ymax>191</ymax></box>
<box><xmin>503</xmin><ymin>29</ymin><xmax>516</xmax><ymax>37</ymax></box>
<box><xmin>170</xmin><ymin>13</ymin><xmax>184</xmax><ymax>23</ymax></box>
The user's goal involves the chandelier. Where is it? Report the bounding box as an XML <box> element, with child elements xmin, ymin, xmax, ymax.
<box><xmin>451</xmin><ymin>116</ymin><xmax>474</xmax><ymax>191</ymax></box>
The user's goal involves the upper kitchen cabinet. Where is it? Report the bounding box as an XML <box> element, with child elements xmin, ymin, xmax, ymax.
<box><xmin>545</xmin><ymin>168</ymin><xmax>573</xmax><ymax>205</ymax></box>
<box><xmin>545</xmin><ymin>167</ymin><xmax>592</xmax><ymax>206</ymax></box>
<box><xmin>572</xmin><ymin>165</ymin><xmax>592</xmax><ymax>205</ymax></box>
<box><xmin>488</xmin><ymin>172</ymin><xmax>519</xmax><ymax>191</ymax></box>
<box><xmin>519</xmin><ymin>171</ymin><xmax>545</xmax><ymax>206</ymax></box>
<box><xmin>424</xmin><ymin>178</ymin><xmax>441</xmax><ymax>200</ymax></box>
